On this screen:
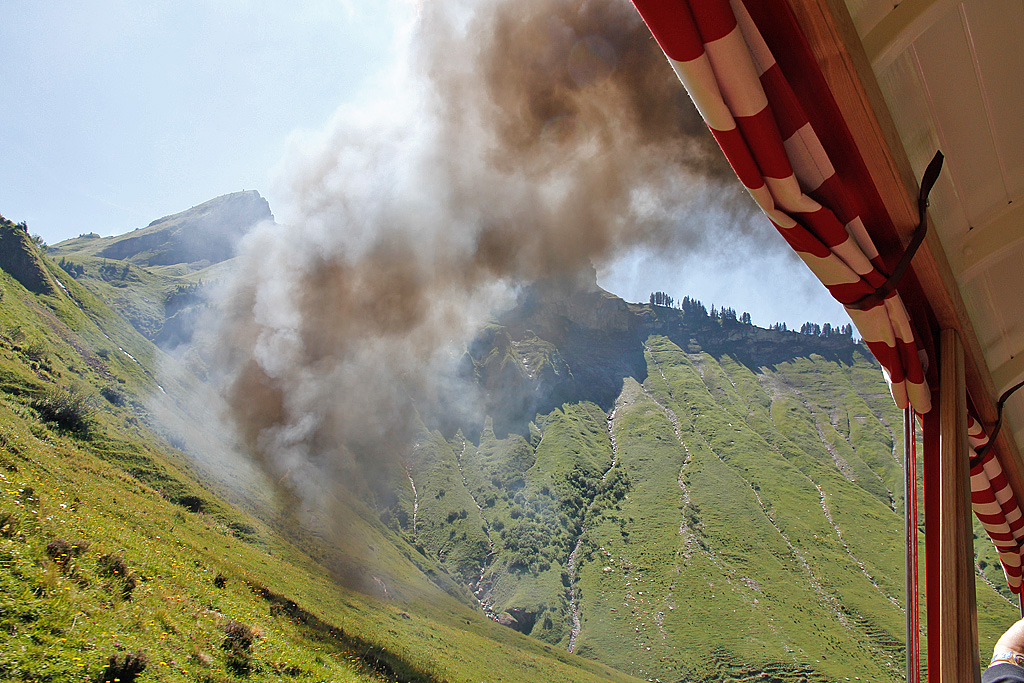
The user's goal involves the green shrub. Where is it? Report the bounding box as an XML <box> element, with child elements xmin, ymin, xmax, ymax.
<box><xmin>32</xmin><ymin>386</ymin><xmax>93</xmax><ymax>434</ymax></box>
<box><xmin>222</xmin><ymin>620</ymin><xmax>256</xmax><ymax>674</ymax></box>
<box><xmin>227</xmin><ymin>520</ymin><xmax>257</xmax><ymax>540</ymax></box>
<box><xmin>97</xmin><ymin>552</ymin><xmax>136</xmax><ymax>599</ymax></box>
<box><xmin>100</xmin><ymin>385</ymin><xmax>125</xmax><ymax>406</ymax></box>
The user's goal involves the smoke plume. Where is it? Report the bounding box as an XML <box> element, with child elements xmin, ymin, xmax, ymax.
<box><xmin>216</xmin><ymin>0</ymin><xmax>759</xmax><ymax>519</ymax></box>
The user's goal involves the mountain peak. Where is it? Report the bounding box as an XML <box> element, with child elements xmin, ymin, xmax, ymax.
<box><xmin>144</xmin><ymin>190</ymin><xmax>271</xmax><ymax>230</ymax></box>
<box><xmin>54</xmin><ymin>190</ymin><xmax>273</xmax><ymax>268</ymax></box>
<box><xmin>103</xmin><ymin>190</ymin><xmax>272</xmax><ymax>267</ymax></box>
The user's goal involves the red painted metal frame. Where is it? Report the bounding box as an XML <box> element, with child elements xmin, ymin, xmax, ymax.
<box><xmin>923</xmin><ymin>404</ymin><xmax>941</xmax><ymax>680</ymax></box>
<box><xmin>907</xmin><ymin>406</ymin><xmax>921</xmax><ymax>683</ymax></box>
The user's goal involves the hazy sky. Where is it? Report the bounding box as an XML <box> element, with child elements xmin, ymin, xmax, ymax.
<box><xmin>0</xmin><ymin>0</ymin><xmax>849</xmax><ymax>330</ymax></box>
<box><xmin>0</xmin><ymin>1</ymin><xmax>402</xmax><ymax>238</ymax></box>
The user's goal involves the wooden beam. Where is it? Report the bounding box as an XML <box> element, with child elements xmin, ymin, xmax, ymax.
<box><xmin>784</xmin><ymin>0</ymin><xmax>1024</xmax><ymax>554</ymax></box>
<box><xmin>938</xmin><ymin>329</ymin><xmax>980</xmax><ymax>683</ymax></box>
<box><xmin>993</xmin><ymin>354</ymin><xmax>1024</xmax><ymax>397</ymax></box>
<box><xmin>951</xmin><ymin>200</ymin><xmax>1024</xmax><ymax>281</ymax></box>
<box><xmin>861</xmin><ymin>0</ymin><xmax>959</xmax><ymax>71</ymax></box>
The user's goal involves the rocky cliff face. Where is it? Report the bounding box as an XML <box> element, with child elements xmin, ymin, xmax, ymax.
<box><xmin>462</xmin><ymin>274</ymin><xmax>859</xmax><ymax>439</ymax></box>
<box><xmin>0</xmin><ymin>218</ymin><xmax>57</xmax><ymax>296</ymax></box>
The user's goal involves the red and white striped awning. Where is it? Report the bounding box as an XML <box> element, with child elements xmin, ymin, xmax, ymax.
<box><xmin>970</xmin><ymin>415</ymin><xmax>1024</xmax><ymax>593</ymax></box>
<box><xmin>628</xmin><ymin>0</ymin><xmax>1024</xmax><ymax>593</ymax></box>
<box><xmin>630</xmin><ymin>0</ymin><xmax>929</xmax><ymax>411</ymax></box>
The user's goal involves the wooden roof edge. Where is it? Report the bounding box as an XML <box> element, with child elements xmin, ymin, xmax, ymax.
<box><xmin>784</xmin><ymin>0</ymin><xmax>1024</xmax><ymax>497</ymax></box>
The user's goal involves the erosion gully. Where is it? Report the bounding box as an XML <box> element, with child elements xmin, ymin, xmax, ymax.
<box><xmin>565</xmin><ymin>395</ymin><xmax>624</xmax><ymax>653</ymax></box>
<box><xmin>454</xmin><ymin>437</ymin><xmax>498</xmax><ymax>615</ymax></box>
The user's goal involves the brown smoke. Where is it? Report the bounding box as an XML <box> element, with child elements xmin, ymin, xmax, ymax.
<box><xmin>466</xmin><ymin>0</ymin><xmax>727</xmax><ymax>171</ymax></box>
<box><xmin>216</xmin><ymin>0</ymin><xmax>758</xmax><ymax>520</ymax></box>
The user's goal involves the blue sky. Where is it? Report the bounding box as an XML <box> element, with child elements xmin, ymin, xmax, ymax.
<box><xmin>0</xmin><ymin>1</ymin><xmax>403</xmax><ymax>240</ymax></box>
<box><xmin>0</xmin><ymin>0</ymin><xmax>849</xmax><ymax>330</ymax></box>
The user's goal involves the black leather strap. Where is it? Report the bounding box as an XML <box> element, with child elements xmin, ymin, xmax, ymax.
<box><xmin>847</xmin><ymin>150</ymin><xmax>944</xmax><ymax>311</ymax></box>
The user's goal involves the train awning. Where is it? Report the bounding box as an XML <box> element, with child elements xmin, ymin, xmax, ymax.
<box><xmin>628</xmin><ymin>1</ymin><xmax>1024</xmax><ymax>681</ymax></box>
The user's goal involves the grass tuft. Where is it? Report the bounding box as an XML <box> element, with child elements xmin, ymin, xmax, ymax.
<box><xmin>32</xmin><ymin>385</ymin><xmax>93</xmax><ymax>435</ymax></box>
<box><xmin>222</xmin><ymin>620</ymin><xmax>256</xmax><ymax>675</ymax></box>
<box><xmin>0</xmin><ymin>509</ymin><xmax>18</xmax><ymax>538</ymax></box>
<box><xmin>97</xmin><ymin>552</ymin><xmax>137</xmax><ymax>599</ymax></box>
<box><xmin>95</xmin><ymin>650</ymin><xmax>148</xmax><ymax>683</ymax></box>
<box><xmin>45</xmin><ymin>537</ymin><xmax>89</xmax><ymax>575</ymax></box>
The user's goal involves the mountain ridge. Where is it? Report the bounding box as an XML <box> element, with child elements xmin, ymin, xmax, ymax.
<box><xmin>45</xmin><ymin>191</ymin><xmax>271</xmax><ymax>345</ymax></box>
<box><xmin>0</xmin><ymin>218</ymin><xmax>59</xmax><ymax>296</ymax></box>
<box><xmin>53</xmin><ymin>190</ymin><xmax>272</xmax><ymax>268</ymax></box>
<box><xmin>459</xmin><ymin>276</ymin><xmax>862</xmax><ymax>441</ymax></box>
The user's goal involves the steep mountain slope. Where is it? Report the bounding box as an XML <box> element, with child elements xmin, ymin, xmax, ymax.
<box><xmin>47</xmin><ymin>191</ymin><xmax>270</xmax><ymax>345</ymax></box>
<box><xmin>376</xmin><ymin>280</ymin><xmax>1019</xmax><ymax>683</ymax></box>
<box><xmin>52</xmin><ymin>191</ymin><xmax>270</xmax><ymax>268</ymax></box>
<box><xmin>0</xmin><ymin>215</ymin><xmax>645</xmax><ymax>683</ymax></box>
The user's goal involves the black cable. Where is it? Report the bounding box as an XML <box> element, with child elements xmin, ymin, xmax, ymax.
<box><xmin>975</xmin><ymin>378</ymin><xmax>1024</xmax><ymax>461</ymax></box>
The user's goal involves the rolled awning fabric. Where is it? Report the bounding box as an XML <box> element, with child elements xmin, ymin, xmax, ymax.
<box><xmin>628</xmin><ymin>0</ymin><xmax>1024</xmax><ymax>593</ymax></box>
<box><xmin>969</xmin><ymin>414</ymin><xmax>1024</xmax><ymax>593</ymax></box>
<box><xmin>629</xmin><ymin>0</ymin><xmax>930</xmax><ymax>412</ymax></box>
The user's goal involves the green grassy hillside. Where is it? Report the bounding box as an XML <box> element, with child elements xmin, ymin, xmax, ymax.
<box><xmin>378</xmin><ymin>292</ymin><xmax>1020</xmax><ymax>682</ymax></box>
<box><xmin>0</xmin><ymin>216</ymin><xmax>645</xmax><ymax>683</ymax></box>
<box><xmin>47</xmin><ymin>192</ymin><xmax>268</xmax><ymax>346</ymax></box>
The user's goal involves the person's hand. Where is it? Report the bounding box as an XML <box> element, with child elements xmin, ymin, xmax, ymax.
<box><xmin>995</xmin><ymin>618</ymin><xmax>1024</xmax><ymax>655</ymax></box>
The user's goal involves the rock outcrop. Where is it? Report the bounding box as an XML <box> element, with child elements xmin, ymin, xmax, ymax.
<box><xmin>0</xmin><ymin>218</ymin><xmax>58</xmax><ymax>295</ymax></box>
